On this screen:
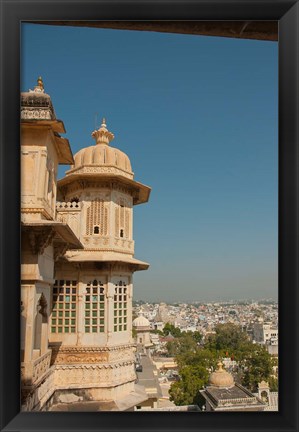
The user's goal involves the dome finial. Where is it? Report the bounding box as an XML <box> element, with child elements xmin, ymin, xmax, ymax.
<box><xmin>91</xmin><ymin>117</ymin><xmax>114</xmax><ymax>145</ymax></box>
<box><xmin>217</xmin><ymin>361</ymin><xmax>224</xmax><ymax>371</ymax></box>
<box><xmin>29</xmin><ymin>76</ymin><xmax>45</xmax><ymax>93</ymax></box>
<box><xmin>37</xmin><ymin>76</ymin><xmax>44</xmax><ymax>90</ymax></box>
<box><xmin>208</xmin><ymin>360</ymin><xmax>234</xmax><ymax>388</ymax></box>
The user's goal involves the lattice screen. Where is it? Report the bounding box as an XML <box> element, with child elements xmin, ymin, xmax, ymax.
<box><xmin>86</xmin><ymin>199</ymin><xmax>108</xmax><ymax>235</ymax></box>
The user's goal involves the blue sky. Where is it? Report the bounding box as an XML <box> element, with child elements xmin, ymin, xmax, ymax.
<box><xmin>21</xmin><ymin>23</ymin><xmax>278</xmax><ymax>302</ymax></box>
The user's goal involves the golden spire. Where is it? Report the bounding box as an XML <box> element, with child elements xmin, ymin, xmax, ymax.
<box><xmin>37</xmin><ymin>76</ymin><xmax>44</xmax><ymax>90</ymax></box>
<box><xmin>217</xmin><ymin>361</ymin><xmax>224</xmax><ymax>372</ymax></box>
<box><xmin>29</xmin><ymin>76</ymin><xmax>45</xmax><ymax>93</ymax></box>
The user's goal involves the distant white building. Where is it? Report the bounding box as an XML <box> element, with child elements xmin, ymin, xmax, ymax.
<box><xmin>133</xmin><ymin>313</ymin><xmax>153</xmax><ymax>354</ymax></box>
<box><xmin>222</xmin><ymin>357</ymin><xmax>237</xmax><ymax>370</ymax></box>
<box><xmin>253</xmin><ymin>322</ymin><xmax>278</xmax><ymax>345</ymax></box>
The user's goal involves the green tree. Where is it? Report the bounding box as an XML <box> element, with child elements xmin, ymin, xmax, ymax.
<box><xmin>268</xmin><ymin>376</ymin><xmax>278</xmax><ymax>392</ymax></box>
<box><xmin>241</xmin><ymin>346</ymin><xmax>273</xmax><ymax>391</ymax></box>
<box><xmin>192</xmin><ymin>331</ymin><xmax>203</xmax><ymax>344</ymax></box>
<box><xmin>163</xmin><ymin>323</ymin><xmax>181</xmax><ymax>338</ymax></box>
<box><xmin>167</xmin><ymin>322</ymin><xmax>277</xmax><ymax>405</ymax></box>
<box><xmin>166</xmin><ymin>332</ymin><xmax>198</xmax><ymax>359</ymax></box>
<box><xmin>205</xmin><ymin>323</ymin><xmax>252</xmax><ymax>361</ymax></box>
<box><xmin>150</xmin><ymin>329</ymin><xmax>163</xmax><ymax>335</ymax></box>
<box><xmin>169</xmin><ymin>364</ymin><xmax>209</xmax><ymax>406</ymax></box>
<box><xmin>181</xmin><ymin>330</ymin><xmax>203</xmax><ymax>345</ymax></box>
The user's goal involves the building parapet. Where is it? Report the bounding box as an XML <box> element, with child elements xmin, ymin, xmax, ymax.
<box><xmin>56</xmin><ymin>201</ymin><xmax>81</xmax><ymax>210</ymax></box>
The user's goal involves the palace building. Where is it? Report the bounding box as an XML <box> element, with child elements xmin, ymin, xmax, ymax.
<box><xmin>21</xmin><ymin>78</ymin><xmax>151</xmax><ymax>411</ymax></box>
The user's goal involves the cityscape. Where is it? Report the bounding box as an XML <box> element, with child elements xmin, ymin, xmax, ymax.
<box><xmin>130</xmin><ymin>299</ymin><xmax>278</xmax><ymax>411</ymax></box>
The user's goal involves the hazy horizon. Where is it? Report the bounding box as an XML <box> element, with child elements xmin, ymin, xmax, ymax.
<box><xmin>133</xmin><ymin>295</ymin><xmax>278</xmax><ymax>304</ymax></box>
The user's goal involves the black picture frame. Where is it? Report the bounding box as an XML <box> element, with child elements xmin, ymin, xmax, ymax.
<box><xmin>0</xmin><ymin>1</ymin><xmax>298</xmax><ymax>431</ymax></box>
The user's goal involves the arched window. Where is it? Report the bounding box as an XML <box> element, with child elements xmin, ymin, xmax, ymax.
<box><xmin>86</xmin><ymin>199</ymin><xmax>108</xmax><ymax>236</ymax></box>
<box><xmin>113</xmin><ymin>281</ymin><xmax>128</xmax><ymax>332</ymax></box>
<box><xmin>261</xmin><ymin>391</ymin><xmax>269</xmax><ymax>403</ymax></box>
<box><xmin>84</xmin><ymin>280</ymin><xmax>105</xmax><ymax>333</ymax></box>
<box><xmin>51</xmin><ymin>280</ymin><xmax>77</xmax><ymax>334</ymax></box>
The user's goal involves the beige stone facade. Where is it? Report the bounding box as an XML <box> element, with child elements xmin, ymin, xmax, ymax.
<box><xmin>21</xmin><ymin>78</ymin><xmax>150</xmax><ymax>411</ymax></box>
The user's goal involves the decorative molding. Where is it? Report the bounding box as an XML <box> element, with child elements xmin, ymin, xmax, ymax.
<box><xmin>54</xmin><ymin>360</ymin><xmax>135</xmax><ymax>370</ymax></box>
<box><xmin>60</xmin><ymin>180</ymin><xmax>136</xmax><ymax>197</ymax></box>
<box><xmin>21</xmin><ymin>207</ymin><xmax>53</xmax><ymax>220</ymax></box>
<box><xmin>21</xmin><ymin>108</ymin><xmax>53</xmax><ymax>120</ymax></box>
<box><xmin>53</xmin><ymin>353</ymin><xmax>109</xmax><ymax>364</ymax></box>
<box><xmin>80</xmin><ymin>246</ymin><xmax>134</xmax><ymax>255</ymax></box>
<box><xmin>49</xmin><ymin>344</ymin><xmax>135</xmax><ymax>353</ymax></box>
<box><xmin>67</xmin><ymin>165</ymin><xmax>133</xmax><ymax>180</ymax></box>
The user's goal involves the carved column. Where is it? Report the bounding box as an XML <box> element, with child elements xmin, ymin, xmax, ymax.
<box><xmin>40</xmin><ymin>292</ymin><xmax>49</xmax><ymax>355</ymax></box>
<box><xmin>76</xmin><ymin>281</ymin><xmax>85</xmax><ymax>345</ymax></box>
<box><xmin>23</xmin><ymin>285</ymin><xmax>36</xmax><ymax>363</ymax></box>
<box><xmin>38</xmin><ymin>150</ymin><xmax>48</xmax><ymax>200</ymax></box>
<box><xmin>106</xmin><ymin>276</ymin><xmax>115</xmax><ymax>345</ymax></box>
<box><xmin>127</xmin><ymin>275</ymin><xmax>133</xmax><ymax>343</ymax></box>
<box><xmin>40</xmin><ymin>318</ymin><xmax>48</xmax><ymax>355</ymax></box>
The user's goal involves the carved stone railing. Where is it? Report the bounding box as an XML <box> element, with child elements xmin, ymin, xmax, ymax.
<box><xmin>21</xmin><ymin>349</ymin><xmax>52</xmax><ymax>386</ymax></box>
<box><xmin>32</xmin><ymin>349</ymin><xmax>52</xmax><ymax>383</ymax></box>
<box><xmin>56</xmin><ymin>201</ymin><xmax>81</xmax><ymax>211</ymax></box>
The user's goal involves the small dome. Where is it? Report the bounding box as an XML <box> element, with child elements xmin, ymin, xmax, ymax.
<box><xmin>69</xmin><ymin>119</ymin><xmax>133</xmax><ymax>176</ymax></box>
<box><xmin>209</xmin><ymin>362</ymin><xmax>234</xmax><ymax>388</ymax></box>
<box><xmin>133</xmin><ymin>314</ymin><xmax>150</xmax><ymax>328</ymax></box>
<box><xmin>72</xmin><ymin>144</ymin><xmax>132</xmax><ymax>173</ymax></box>
<box><xmin>21</xmin><ymin>77</ymin><xmax>56</xmax><ymax>121</ymax></box>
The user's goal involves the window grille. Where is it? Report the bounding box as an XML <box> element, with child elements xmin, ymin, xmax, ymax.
<box><xmin>113</xmin><ymin>281</ymin><xmax>128</xmax><ymax>332</ymax></box>
<box><xmin>115</xmin><ymin>199</ymin><xmax>130</xmax><ymax>238</ymax></box>
<box><xmin>86</xmin><ymin>199</ymin><xmax>108</xmax><ymax>235</ymax></box>
<box><xmin>84</xmin><ymin>280</ymin><xmax>105</xmax><ymax>333</ymax></box>
<box><xmin>51</xmin><ymin>280</ymin><xmax>77</xmax><ymax>333</ymax></box>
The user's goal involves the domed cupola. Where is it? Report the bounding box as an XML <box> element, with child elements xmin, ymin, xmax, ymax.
<box><xmin>67</xmin><ymin>119</ymin><xmax>133</xmax><ymax>179</ymax></box>
<box><xmin>58</xmin><ymin>117</ymin><xmax>150</xmax><ymax>206</ymax></box>
<box><xmin>133</xmin><ymin>313</ymin><xmax>150</xmax><ymax>329</ymax></box>
<box><xmin>208</xmin><ymin>362</ymin><xmax>235</xmax><ymax>388</ymax></box>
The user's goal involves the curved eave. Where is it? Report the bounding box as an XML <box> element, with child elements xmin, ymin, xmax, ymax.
<box><xmin>21</xmin><ymin>121</ymin><xmax>74</xmax><ymax>164</ymax></box>
<box><xmin>58</xmin><ymin>172</ymin><xmax>151</xmax><ymax>205</ymax></box>
<box><xmin>63</xmin><ymin>250</ymin><xmax>149</xmax><ymax>271</ymax></box>
<box><xmin>21</xmin><ymin>118</ymin><xmax>66</xmax><ymax>134</ymax></box>
<box><xmin>21</xmin><ymin>221</ymin><xmax>83</xmax><ymax>249</ymax></box>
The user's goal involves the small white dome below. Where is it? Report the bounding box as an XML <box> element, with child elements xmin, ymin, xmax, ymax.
<box><xmin>133</xmin><ymin>314</ymin><xmax>150</xmax><ymax>328</ymax></box>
